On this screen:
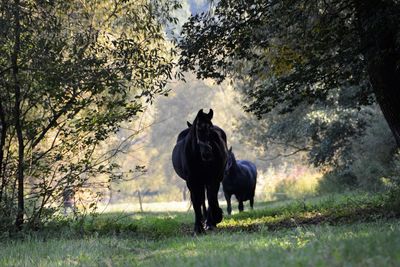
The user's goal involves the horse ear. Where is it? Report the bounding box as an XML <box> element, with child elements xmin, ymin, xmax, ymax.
<box><xmin>197</xmin><ymin>109</ymin><xmax>204</xmax><ymax>118</ymax></box>
<box><xmin>207</xmin><ymin>109</ymin><xmax>213</xmax><ymax>120</ymax></box>
<box><xmin>229</xmin><ymin>146</ymin><xmax>232</xmax><ymax>153</ymax></box>
<box><xmin>187</xmin><ymin>121</ymin><xmax>192</xmax><ymax>127</ymax></box>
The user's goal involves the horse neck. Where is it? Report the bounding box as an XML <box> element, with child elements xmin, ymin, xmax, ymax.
<box><xmin>229</xmin><ymin>154</ymin><xmax>239</xmax><ymax>171</ymax></box>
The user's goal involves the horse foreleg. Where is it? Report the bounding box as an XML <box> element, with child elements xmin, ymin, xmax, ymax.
<box><xmin>225</xmin><ymin>192</ymin><xmax>232</xmax><ymax>215</ymax></box>
<box><xmin>205</xmin><ymin>182</ymin><xmax>223</xmax><ymax>230</ymax></box>
<box><xmin>200</xmin><ymin>187</ymin><xmax>207</xmax><ymax>224</ymax></box>
<box><xmin>202</xmin><ymin>200</ymin><xmax>207</xmax><ymax>224</ymax></box>
<box><xmin>190</xmin><ymin>187</ymin><xmax>205</xmax><ymax>234</ymax></box>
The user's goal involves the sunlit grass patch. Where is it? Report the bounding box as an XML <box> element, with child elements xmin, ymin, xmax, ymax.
<box><xmin>218</xmin><ymin>192</ymin><xmax>389</xmax><ymax>232</ymax></box>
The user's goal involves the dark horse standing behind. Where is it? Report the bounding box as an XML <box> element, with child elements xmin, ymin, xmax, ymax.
<box><xmin>223</xmin><ymin>147</ymin><xmax>257</xmax><ymax>215</ymax></box>
<box><xmin>172</xmin><ymin>109</ymin><xmax>228</xmax><ymax>234</ymax></box>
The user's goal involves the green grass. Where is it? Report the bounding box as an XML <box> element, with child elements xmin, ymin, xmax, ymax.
<box><xmin>1</xmin><ymin>192</ymin><xmax>399</xmax><ymax>266</ymax></box>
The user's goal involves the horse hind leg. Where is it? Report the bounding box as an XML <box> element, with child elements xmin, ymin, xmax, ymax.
<box><xmin>238</xmin><ymin>200</ymin><xmax>244</xmax><ymax>212</ymax></box>
<box><xmin>250</xmin><ymin>197</ymin><xmax>254</xmax><ymax>210</ymax></box>
<box><xmin>205</xmin><ymin>206</ymin><xmax>223</xmax><ymax>230</ymax></box>
<box><xmin>225</xmin><ymin>193</ymin><xmax>232</xmax><ymax>215</ymax></box>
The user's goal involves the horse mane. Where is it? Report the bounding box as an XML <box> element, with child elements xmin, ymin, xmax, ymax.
<box><xmin>230</xmin><ymin>151</ymin><xmax>236</xmax><ymax>162</ymax></box>
<box><xmin>176</xmin><ymin>119</ymin><xmax>196</xmax><ymax>142</ymax></box>
<box><xmin>177</xmin><ymin>127</ymin><xmax>190</xmax><ymax>142</ymax></box>
<box><xmin>226</xmin><ymin>149</ymin><xmax>237</xmax><ymax>170</ymax></box>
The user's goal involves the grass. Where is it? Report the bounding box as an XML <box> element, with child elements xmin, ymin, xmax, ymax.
<box><xmin>1</xmin><ymin>192</ymin><xmax>400</xmax><ymax>266</ymax></box>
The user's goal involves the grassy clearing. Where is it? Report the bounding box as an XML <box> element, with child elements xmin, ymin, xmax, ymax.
<box><xmin>1</xmin><ymin>192</ymin><xmax>399</xmax><ymax>266</ymax></box>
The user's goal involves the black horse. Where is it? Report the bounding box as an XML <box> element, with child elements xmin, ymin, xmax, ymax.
<box><xmin>222</xmin><ymin>147</ymin><xmax>257</xmax><ymax>215</ymax></box>
<box><xmin>172</xmin><ymin>109</ymin><xmax>228</xmax><ymax>234</ymax></box>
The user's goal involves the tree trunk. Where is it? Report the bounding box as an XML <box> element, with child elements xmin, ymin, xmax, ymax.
<box><xmin>355</xmin><ymin>0</ymin><xmax>400</xmax><ymax>147</ymax></box>
<box><xmin>0</xmin><ymin>103</ymin><xmax>7</xmax><ymax>202</ymax></box>
<box><xmin>368</xmin><ymin>52</ymin><xmax>400</xmax><ymax>147</ymax></box>
<box><xmin>137</xmin><ymin>190</ymin><xmax>143</xmax><ymax>212</ymax></box>
<box><xmin>182</xmin><ymin>186</ymin><xmax>187</xmax><ymax>201</ymax></box>
<box><xmin>12</xmin><ymin>0</ymin><xmax>24</xmax><ymax>229</ymax></box>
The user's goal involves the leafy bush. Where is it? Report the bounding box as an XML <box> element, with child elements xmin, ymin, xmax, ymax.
<box><xmin>317</xmin><ymin>169</ymin><xmax>358</xmax><ymax>194</ymax></box>
<box><xmin>316</xmin><ymin>106</ymin><xmax>397</xmax><ymax>193</ymax></box>
<box><xmin>383</xmin><ymin>151</ymin><xmax>400</xmax><ymax>213</ymax></box>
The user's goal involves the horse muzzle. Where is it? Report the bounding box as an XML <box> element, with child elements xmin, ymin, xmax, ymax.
<box><xmin>201</xmin><ymin>151</ymin><xmax>214</xmax><ymax>162</ymax></box>
<box><xmin>198</xmin><ymin>141</ymin><xmax>213</xmax><ymax>162</ymax></box>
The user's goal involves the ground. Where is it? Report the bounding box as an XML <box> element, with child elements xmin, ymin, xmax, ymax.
<box><xmin>1</xmin><ymin>192</ymin><xmax>399</xmax><ymax>266</ymax></box>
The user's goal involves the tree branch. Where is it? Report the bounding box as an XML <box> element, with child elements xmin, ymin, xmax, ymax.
<box><xmin>258</xmin><ymin>147</ymin><xmax>310</xmax><ymax>161</ymax></box>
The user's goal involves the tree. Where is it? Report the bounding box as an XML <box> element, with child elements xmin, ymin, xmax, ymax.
<box><xmin>0</xmin><ymin>0</ymin><xmax>181</xmax><ymax>230</ymax></box>
<box><xmin>179</xmin><ymin>0</ymin><xmax>400</xmax><ymax>146</ymax></box>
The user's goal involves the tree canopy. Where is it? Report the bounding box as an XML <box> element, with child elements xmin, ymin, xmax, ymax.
<box><xmin>179</xmin><ymin>0</ymin><xmax>400</xmax><ymax>146</ymax></box>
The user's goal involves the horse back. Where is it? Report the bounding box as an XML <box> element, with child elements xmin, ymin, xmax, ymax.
<box><xmin>177</xmin><ymin>128</ymin><xmax>190</xmax><ymax>142</ymax></box>
<box><xmin>237</xmin><ymin>160</ymin><xmax>257</xmax><ymax>183</ymax></box>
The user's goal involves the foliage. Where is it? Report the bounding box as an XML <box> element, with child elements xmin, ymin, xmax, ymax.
<box><xmin>179</xmin><ymin>0</ymin><xmax>400</xmax><ymax>128</ymax></box>
<box><xmin>0</xmin><ymin>0</ymin><xmax>181</xmax><ymax>230</ymax></box>
<box><xmin>383</xmin><ymin>151</ymin><xmax>400</xmax><ymax>212</ymax></box>
<box><xmin>179</xmin><ymin>0</ymin><xmax>378</xmax><ymax>113</ymax></box>
<box><xmin>178</xmin><ymin>0</ymin><xmax>400</xmax><ymax>183</ymax></box>
<box><xmin>234</xmin><ymin>94</ymin><xmax>397</xmax><ymax>191</ymax></box>
<box><xmin>272</xmin><ymin>173</ymin><xmax>321</xmax><ymax>200</ymax></box>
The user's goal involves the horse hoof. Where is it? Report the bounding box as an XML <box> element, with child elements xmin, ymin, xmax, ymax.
<box><xmin>193</xmin><ymin>225</ymin><xmax>205</xmax><ymax>236</ymax></box>
<box><xmin>205</xmin><ymin>224</ymin><xmax>215</xmax><ymax>231</ymax></box>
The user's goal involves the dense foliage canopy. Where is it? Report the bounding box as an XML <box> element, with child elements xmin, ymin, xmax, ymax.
<box><xmin>179</xmin><ymin>0</ymin><xmax>400</xmax><ymax>145</ymax></box>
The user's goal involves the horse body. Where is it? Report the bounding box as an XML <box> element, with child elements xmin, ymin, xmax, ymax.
<box><xmin>172</xmin><ymin>109</ymin><xmax>228</xmax><ymax>234</ymax></box>
<box><xmin>222</xmin><ymin>148</ymin><xmax>257</xmax><ymax>215</ymax></box>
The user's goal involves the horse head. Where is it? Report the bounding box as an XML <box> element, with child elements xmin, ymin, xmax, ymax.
<box><xmin>225</xmin><ymin>146</ymin><xmax>236</xmax><ymax>176</ymax></box>
<box><xmin>193</xmin><ymin>109</ymin><xmax>214</xmax><ymax>162</ymax></box>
